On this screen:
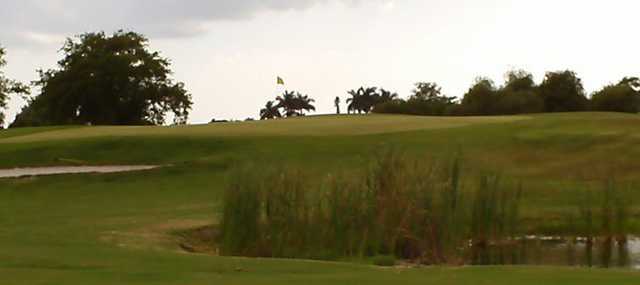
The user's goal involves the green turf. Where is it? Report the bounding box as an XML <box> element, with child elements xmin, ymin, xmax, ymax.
<box><xmin>1</xmin><ymin>112</ymin><xmax>639</xmax><ymax>284</ymax></box>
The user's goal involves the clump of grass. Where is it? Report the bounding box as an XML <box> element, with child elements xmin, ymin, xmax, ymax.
<box><xmin>572</xmin><ymin>178</ymin><xmax>633</xmax><ymax>268</ymax></box>
<box><xmin>219</xmin><ymin>165</ymin><xmax>262</xmax><ymax>256</ymax></box>
<box><xmin>469</xmin><ymin>175</ymin><xmax>523</xmax><ymax>265</ymax></box>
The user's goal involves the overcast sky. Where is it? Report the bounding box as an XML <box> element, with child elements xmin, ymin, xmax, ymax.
<box><xmin>2</xmin><ymin>0</ymin><xmax>639</xmax><ymax>124</ymax></box>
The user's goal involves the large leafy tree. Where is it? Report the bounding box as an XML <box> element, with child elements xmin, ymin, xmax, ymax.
<box><xmin>460</xmin><ymin>78</ymin><xmax>499</xmax><ymax>115</ymax></box>
<box><xmin>411</xmin><ymin>82</ymin><xmax>445</xmax><ymax>101</ymax></box>
<box><xmin>0</xmin><ymin>47</ymin><xmax>29</xmax><ymax>126</ymax></box>
<box><xmin>538</xmin><ymin>70</ymin><xmax>587</xmax><ymax>112</ymax></box>
<box><xmin>496</xmin><ymin>70</ymin><xmax>544</xmax><ymax>114</ymax></box>
<box><xmin>11</xmin><ymin>31</ymin><xmax>192</xmax><ymax>127</ymax></box>
<box><xmin>503</xmin><ymin>69</ymin><xmax>536</xmax><ymax>92</ymax></box>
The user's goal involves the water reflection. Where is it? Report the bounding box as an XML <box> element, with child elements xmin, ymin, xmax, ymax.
<box><xmin>470</xmin><ymin>235</ymin><xmax>640</xmax><ymax>269</ymax></box>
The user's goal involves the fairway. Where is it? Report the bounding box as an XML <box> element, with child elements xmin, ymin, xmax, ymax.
<box><xmin>0</xmin><ymin>114</ymin><xmax>527</xmax><ymax>143</ymax></box>
<box><xmin>1</xmin><ymin>112</ymin><xmax>640</xmax><ymax>284</ymax></box>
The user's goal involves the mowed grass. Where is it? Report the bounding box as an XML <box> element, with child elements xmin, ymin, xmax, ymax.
<box><xmin>1</xmin><ymin>112</ymin><xmax>640</xmax><ymax>284</ymax></box>
<box><xmin>0</xmin><ymin>114</ymin><xmax>527</xmax><ymax>143</ymax></box>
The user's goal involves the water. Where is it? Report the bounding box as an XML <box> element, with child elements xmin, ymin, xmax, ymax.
<box><xmin>469</xmin><ymin>235</ymin><xmax>640</xmax><ymax>269</ymax></box>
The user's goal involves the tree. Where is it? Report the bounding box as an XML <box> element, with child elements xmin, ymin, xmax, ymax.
<box><xmin>11</xmin><ymin>31</ymin><xmax>192</xmax><ymax>127</ymax></box>
<box><xmin>346</xmin><ymin>89</ymin><xmax>362</xmax><ymax>114</ymax></box>
<box><xmin>276</xmin><ymin>90</ymin><xmax>298</xmax><ymax>117</ymax></box>
<box><xmin>295</xmin><ymin>93</ymin><xmax>316</xmax><ymax>115</ymax></box>
<box><xmin>460</xmin><ymin>77</ymin><xmax>499</xmax><ymax>115</ymax></box>
<box><xmin>538</xmin><ymin>70</ymin><xmax>587</xmax><ymax>112</ymax></box>
<box><xmin>377</xmin><ymin>89</ymin><xmax>399</xmax><ymax>104</ymax></box>
<box><xmin>496</xmin><ymin>70</ymin><xmax>544</xmax><ymax>114</ymax></box>
<box><xmin>504</xmin><ymin>69</ymin><xmax>536</xmax><ymax>92</ymax></box>
<box><xmin>275</xmin><ymin>90</ymin><xmax>315</xmax><ymax>117</ymax></box>
<box><xmin>335</xmin><ymin>96</ymin><xmax>341</xmax><ymax>114</ymax></box>
<box><xmin>591</xmin><ymin>77</ymin><xmax>640</xmax><ymax>113</ymax></box>
<box><xmin>347</xmin><ymin>87</ymin><xmax>379</xmax><ymax>114</ymax></box>
<box><xmin>411</xmin><ymin>82</ymin><xmax>444</xmax><ymax>101</ymax></box>
<box><xmin>260</xmin><ymin>101</ymin><xmax>282</xmax><ymax>120</ymax></box>
<box><xmin>0</xmin><ymin>47</ymin><xmax>29</xmax><ymax>126</ymax></box>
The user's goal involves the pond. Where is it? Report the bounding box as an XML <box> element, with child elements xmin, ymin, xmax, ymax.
<box><xmin>470</xmin><ymin>236</ymin><xmax>640</xmax><ymax>269</ymax></box>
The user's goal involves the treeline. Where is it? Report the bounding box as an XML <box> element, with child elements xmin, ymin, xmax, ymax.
<box><xmin>371</xmin><ymin>70</ymin><xmax>640</xmax><ymax>116</ymax></box>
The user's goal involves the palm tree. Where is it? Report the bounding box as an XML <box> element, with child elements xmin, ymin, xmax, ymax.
<box><xmin>295</xmin><ymin>93</ymin><xmax>316</xmax><ymax>115</ymax></box>
<box><xmin>275</xmin><ymin>90</ymin><xmax>316</xmax><ymax>117</ymax></box>
<box><xmin>361</xmin><ymin>87</ymin><xmax>378</xmax><ymax>113</ymax></box>
<box><xmin>276</xmin><ymin>91</ymin><xmax>298</xmax><ymax>117</ymax></box>
<box><xmin>347</xmin><ymin>89</ymin><xmax>362</xmax><ymax>114</ymax></box>
<box><xmin>260</xmin><ymin>101</ymin><xmax>281</xmax><ymax>120</ymax></box>
<box><xmin>377</xmin><ymin>88</ymin><xmax>399</xmax><ymax>104</ymax></box>
<box><xmin>348</xmin><ymin>87</ymin><xmax>379</xmax><ymax>114</ymax></box>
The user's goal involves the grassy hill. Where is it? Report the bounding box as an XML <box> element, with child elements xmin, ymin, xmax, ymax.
<box><xmin>1</xmin><ymin>112</ymin><xmax>639</xmax><ymax>284</ymax></box>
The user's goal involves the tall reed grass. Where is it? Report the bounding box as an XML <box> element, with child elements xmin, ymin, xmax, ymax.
<box><xmin>218</xmin><ymin>151</ymin><xmax>634</xmax><ymax>266</ymax></box>
<box><xmin>219</xmin><ymin>150</ymin><xmax>529</xmax><ymax>263</ymax></box>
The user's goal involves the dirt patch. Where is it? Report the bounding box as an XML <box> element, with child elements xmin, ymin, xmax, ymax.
<box><xmin>0</xmin><ymin>165</ymin><xmax>161</xmax><ymax>178</ymax></box>
<box><xmin>174</xmin><ymin>225</ymin><xmax>220</xmax><ymax>255</ymax></box>
<box><xmin>99</xmin><ymin>219</ymin><xmax>213</xmax><ymax>253</ymax></box>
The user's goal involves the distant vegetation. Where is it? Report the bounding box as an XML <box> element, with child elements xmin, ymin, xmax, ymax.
<box><xmin>260</xmin><ymin>90</ymin><xmax>316</xmax><ymax>120</ymax></box>
<box><xmin>373</xmin><ymin>70</ymin><xmax>640</xmax><ymax>116</ymax></box>
<box><xmin>1</xmin><ymin>30</ymin><xmax>639</xmax><ymax>127</ymax></box>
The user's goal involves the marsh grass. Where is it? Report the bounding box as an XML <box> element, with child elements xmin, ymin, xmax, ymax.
<box><xmin>219</xmin><ymin>152</ymin><xmax>635</xmax><ymax>266</ymax></box>
<box><xmin>220</xmin><ymin>150</ymin><xmax>526</xmax><ymax>263</ymax></box>
<box><xmin>572</xmin><ymin>179</ymin><xmax>633</xmax><ymax>268</ymax></box>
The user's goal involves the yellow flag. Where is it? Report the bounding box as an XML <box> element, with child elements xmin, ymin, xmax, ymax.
<box><xmin>277</xmin><ymin>76</ymin><xmax>285</xmax><ymax>85</ymax></box>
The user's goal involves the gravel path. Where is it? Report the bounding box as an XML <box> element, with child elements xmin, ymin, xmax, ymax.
<box><xmin>0</xmin><ymin>165</ymin><xmax>161</xmax><ymax>178</ymax></box>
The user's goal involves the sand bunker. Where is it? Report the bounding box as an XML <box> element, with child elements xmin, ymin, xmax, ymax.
<box><xmin>0</xmin><ymin>165</ymin><xmax>161</xmax><ymax>178</ymax></box>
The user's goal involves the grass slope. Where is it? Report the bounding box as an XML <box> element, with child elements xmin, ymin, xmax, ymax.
<box><xmin>1</xmin><ymin>112</ymin><xmax>640</xmax><ymax>284</ymax></box>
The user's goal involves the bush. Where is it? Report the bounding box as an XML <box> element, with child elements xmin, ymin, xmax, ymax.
<box><xmin>373</xmin><ymin>99</ymin><xmax>452</xmax><ymax>116</ymax></box>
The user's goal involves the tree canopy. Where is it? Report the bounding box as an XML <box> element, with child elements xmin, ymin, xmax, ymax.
<box><xmin>0</xmin><ymin>47</ymin><xmax>29</xmax><ymax>126</ymax></box>
<box><xmin>538</xmin><ymin>70</ymin><xmax>588</xmax><ymax>112</ymax></box>
<box><xmin>11</xmin><ymin>31</ymin><xmax>192</xmax><ymax>127</ymax></box>
<box><xmin>591</xmin><ymin>77</ymin><xmax>640</xmax><ymax>113</ymax></box>
<box><xmin>346</xmin><ymin>87</ymin><xmax>397</xmax><ymax>114</ymax></box>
